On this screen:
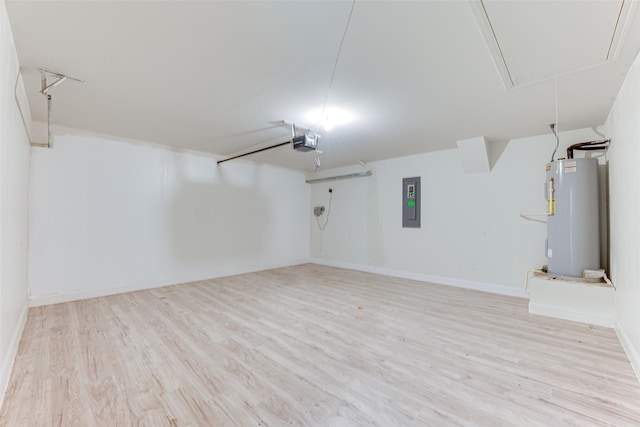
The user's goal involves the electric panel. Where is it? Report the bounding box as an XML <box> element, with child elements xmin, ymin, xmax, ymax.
<box><xmin>402</xmin><ymin>177</ymin><xmax>420</xmax><ymax>228</ymax></box>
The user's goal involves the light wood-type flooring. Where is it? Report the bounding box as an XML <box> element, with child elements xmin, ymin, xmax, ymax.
<box><xmin>2</xmin><ymin>264</ymin><xmax>640</xmax><ymax>426</ymax></box>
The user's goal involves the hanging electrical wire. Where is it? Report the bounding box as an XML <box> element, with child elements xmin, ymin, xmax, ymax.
<box><xmin>313</xmin><ymin>0</ymin><xmax>357</xmax><ymax>137</ymax></box>
<box><xmin>550</xmin><ymin>75</ymin><xmax>560</xmax><ymax>163</ymax></box>
<box><xmin>316</xmin><ymin>190</ymin><xmax>333</xmax><ymax>231</ymax></box>
<box><xmin>550</xmin><ymin>123</ymin><xmax>560</xmax><ymax>162</ymax></box>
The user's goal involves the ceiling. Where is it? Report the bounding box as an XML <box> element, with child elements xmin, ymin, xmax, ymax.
<box><xmin>6</xmin><ymin>0</ymin><xmax>640</xmax><ymax>172</ymax></box>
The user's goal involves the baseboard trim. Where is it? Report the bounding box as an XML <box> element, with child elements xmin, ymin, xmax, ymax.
<box><xmin>0</xmin><ymin>298</ymin><xmax>28</xmax><ymax>408</ymax></box>
<box><xmin>308</xmin><ymin>258</ymin><xmax>528</xmax><ymax>299</ymax></box>
<box><xmin>30</xmin><ymin>279</ymin><xmax>183</xmax><ymax>307</ymax></box>
<box><xmin>529</xmin><ymin>302</ymin><xmax>615</xmax><ymax>328</ymax></box>
<box><xmin>29</xmin><ymin>260</ymin><xmax>309</xmax><ymax>307</ymax></box>
<box><xmin>616</xmin><ymin>321</ymin><xmax>640</xmax><ymax>384</ymax></box>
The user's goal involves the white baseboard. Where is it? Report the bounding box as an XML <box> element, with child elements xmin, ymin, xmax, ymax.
<box><xmin>529</xmin><ymin>302</ymin><xmax>615</xmax><ymax>328</ymax></box>
<box><xmin>0</xmin><ymin>298</ymin><xmax>28</xmax><ymax>408</ymax></box>
<box><xmin>308</xmin><ymin>258</ymin><xmax>528</xmax><ymax>299</ymax></box>
<box><xmin>616</xmin><ymin>321</ymin><xmax>640</xmax><ymax>385</ymax></box>
<box><xmin>30</xmin><ymin>279</ymin><xmax>184</xmax><ymax>307</ymax></box>
<box><xmin>29</xmin><ymin>259</ymin><xmax>309</xmax><ymax>307</ymax></box>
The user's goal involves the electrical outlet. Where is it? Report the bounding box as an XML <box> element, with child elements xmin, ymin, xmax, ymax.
<box><xmin>313</xmin><ymin>206</ymin><xmax>325</xmax><ymax>217</ymax></box>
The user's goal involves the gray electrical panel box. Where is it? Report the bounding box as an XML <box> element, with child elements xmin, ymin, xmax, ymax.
<box><xmin>402</xmin><ymin>177</ymin><xmax>420</xmax><ymax>228</ymax></box>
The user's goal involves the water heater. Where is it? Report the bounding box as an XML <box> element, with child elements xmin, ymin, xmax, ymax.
<box><xmin>546</xmin><ymin>158</ymin><xmax>600</xmax><ymax>277</ymax></box>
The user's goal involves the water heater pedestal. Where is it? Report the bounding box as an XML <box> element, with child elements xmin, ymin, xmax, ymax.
<box><xmin>527</xmin><ymin>271</ymin><xmax>614</xmax><ymax>328</ymax></box>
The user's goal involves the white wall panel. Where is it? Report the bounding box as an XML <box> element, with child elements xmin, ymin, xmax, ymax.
<box><xmin>0</xmin><ymin>0</ymin><xmax>31</xmax><ymax>406</ymax></box>
<box><xmin>310</xmin><ymin>128</ymin><xmax>601</xmax><ymax>292</ymax></box>
<box><xmin>606</xmin><ymin>49</ymin><xmax>640</xmax><ymax>382</ymax></box>
<box><xmin>28</xmin><ymin>130</ymin><xmax>310</xmax><ymax>303</ymax></box>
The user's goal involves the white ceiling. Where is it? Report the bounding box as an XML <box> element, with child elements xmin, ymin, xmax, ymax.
<box><xmin>6</xmin><ymin>0</ymin><xmax>640</xmax><ymax>171</ymax></box>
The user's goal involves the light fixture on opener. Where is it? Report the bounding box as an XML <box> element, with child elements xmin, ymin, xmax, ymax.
<box><xmin>307</xmin><ymin>107</ymin><xmax>355</xmax><ymax>132</ymax></box>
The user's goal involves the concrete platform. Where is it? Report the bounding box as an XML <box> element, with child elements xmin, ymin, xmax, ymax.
<box><xmin>526</xmin><ymin>271</ymin><xmax>615</xmax><ymax>328</ymax></box>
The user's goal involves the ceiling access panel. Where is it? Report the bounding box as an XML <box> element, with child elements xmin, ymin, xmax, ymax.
<box><xmin>469</xmin><ymin>0</ymin><xmax>637</xmax><ymax>88</ymax></box>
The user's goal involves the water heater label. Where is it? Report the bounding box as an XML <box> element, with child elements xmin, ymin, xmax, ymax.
<box><xmin>563</xmin><ymin>160</ymin><xmax>577</xmax><ymax>173</ymax></box>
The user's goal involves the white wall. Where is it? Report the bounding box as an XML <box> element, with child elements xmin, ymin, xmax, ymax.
<box><xmin>606</xmin><ymin>50</ymin><xmax>640</xmax><ymax>380</ymax></box>
<box><xmin>0</xmin><ymin>0</ymin><xmax>31</xmax><ymax>405</ymax></box>
<box><xmin>29</xmin><ymin>130</ymin><xmax>310</xmax><ymax>304</ymax></box>
<box><xmin>310</xmin><ymin>128</ymin><xmax>603</xmax><ymax>296</ymax></box>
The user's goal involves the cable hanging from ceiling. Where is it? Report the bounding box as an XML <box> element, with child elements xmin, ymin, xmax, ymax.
<box><xmin>216</xmin><ymin>0</ymin><xmax>357</xmax><ymax>166</ymax></box>
<box><xmin>550</xmin><ymin>75</ymin><xmax>560</xmax><ymax>163</ymax></box>
<box><xmin>547</xmin><ymin>74</ymin><xmax>609</xmax><ymax>162</ymax></box>
<box><xmin>312</xmin><ymin>0</ymin><xmax>357</xmax><ymax>171</ymax></box>
<box><xmin>313</xmin><ymin>0</ymin><xmax>356</xmax><ymax>137</ymax></box>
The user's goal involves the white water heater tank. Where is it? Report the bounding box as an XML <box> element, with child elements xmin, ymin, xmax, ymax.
<box><xmin>546</xmin><ymin>158</ymin><xmax>600</xmax><ymax>277</ymax></box>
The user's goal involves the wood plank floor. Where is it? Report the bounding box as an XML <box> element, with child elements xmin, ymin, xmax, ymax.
<box><xmin>1</xmin><ymin>264</ymin><xmax>639</xmax><ymax>426</ymax></box>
